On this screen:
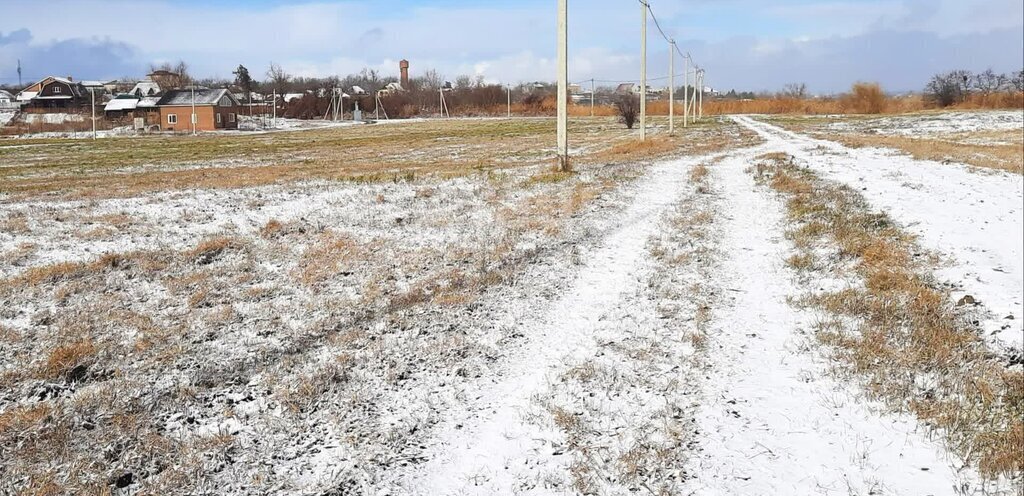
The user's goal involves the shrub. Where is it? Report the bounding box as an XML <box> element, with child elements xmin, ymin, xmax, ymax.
<box><xmin>841</xmin><ymin>82</ymin><xmax>887</xmax><ymax>114</ymax></box>
<box><xmin>615</xmin><ymin>95</ymin><xmax>639</xmax><ymax>129</ymax></box>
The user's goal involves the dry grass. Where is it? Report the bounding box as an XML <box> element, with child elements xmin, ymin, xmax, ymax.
<box><xmin>0</xmin><ymin>118</ymin><xmax>740</xmax><ymax>201</ymax></box>
<box><xmin>296</xmin><ymin>232</ymin><xmax>363</xmax><ymax>286</ymax></box>
<box><xmin>757</xmin><ymin>156</ymin><xmax>1024</xmax><ymax>480</ymax></box>
<box><xmin>589</xmin><ymin>136</ymin><xmax>678</xmax><ymax>163</ymax></box>
<box><xmin>830</xmin><ymin>134</ymin><xmax>1023</xmax><ymax>174</ymax></box>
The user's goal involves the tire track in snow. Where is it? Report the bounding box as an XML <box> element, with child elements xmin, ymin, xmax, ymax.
<box><xmin>687</xmin><ymin>147</ymin><xmax>972</xmax><ymax>495</ymax></box>
<box><xmin>733</xmin><ymin>115</ymin><xmax>1024</xmax><ymax>357</ymax></box>
<box><xmin>390</xmin><ymin>155</ymin><xmax>705</xmax><ymax>495</ymax></box>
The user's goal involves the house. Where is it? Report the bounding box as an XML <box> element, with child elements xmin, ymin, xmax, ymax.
<box><xmin>17</xmin><ymin>76</ymin><xmax>89</xmax><ymax>109</ymax></box>
<box><xmin>0</xmin><ymin>89</ymin><xmax>17</xmax><ymax>109</ymax></box>
<box><xmin>155</xmin><ymin>88</ymin><xmax>241</xmax><ymax>132</ymax></box>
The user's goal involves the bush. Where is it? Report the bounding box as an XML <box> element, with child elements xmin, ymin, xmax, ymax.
<box><xmin>615</xmin><ymin>95</ymin><xmax>639</xmax><ymax>129</ymax></box>
<box><xmin>841</xmin><ymin>82</ymin><xmax>887</xmax><ymax>114</ymax></box>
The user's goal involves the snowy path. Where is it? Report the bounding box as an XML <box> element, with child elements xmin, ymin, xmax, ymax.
<box><xmin>385</xmin><ymin>117</ymin><xmax>1019</xmax><ymax>494</ymax></box>
<box><xmin>394</xmin><ymin>155</ymin><xmax>700</xmax><ymax>494</ymax></box>
<box><xmin>734</xmin><ymin>115</ymin><xmax>1024</xmax><ymax>355</ymax></box>
<box><xmin>686</xmin><ymin>148</ymin><xmax>968</xmax><ymax>495</ymax></box>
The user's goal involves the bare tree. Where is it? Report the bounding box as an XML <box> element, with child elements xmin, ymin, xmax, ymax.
<box><xmin>925</xmin><ymin>70</ymin><xmax>972</xmax><ymax>107</ymax></box>
<box><xmin>148</xmin><ymin>60</ymin><xmax>191</xmax><ymax>89</ymax></box>
<box><xmin>973</xmin><ymin>69</ymin><xmax>1006</xmax><ymax>94</ymax></box>
<box><xmin>1010</xmin><ymin>70</ymin><xmax>1024</xmax><ymax>92</ymax></box>
<box><xmin>455</xmin><ymin>75</ymin><xmax>473</xmax><ymax>90</ymax></box>
<box><xmin>782</xmin><ymin>82</ymin><xmax>807</xmax><ymax>98</ymax></box>
<box><xmin>266</xmin><ymin>62</ymin><xmax>291</xmax><ymax>95</ymax></box>
<box><xmin>418</xmin><ymin>69</ymin><xmax>443</xmax><ymax>90</ymax></box>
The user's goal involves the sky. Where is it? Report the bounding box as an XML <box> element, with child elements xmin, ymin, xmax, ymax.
<box><xmin>0</xmin><ymin>0</ymin><xmax>1022</xmax><ymax>94</ymax></box>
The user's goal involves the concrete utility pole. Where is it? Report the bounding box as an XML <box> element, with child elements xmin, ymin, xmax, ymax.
<box><xmin>639</xmin><ymin>0</ymin><xmax>647</xmax><ymax>141</ymax></box>
<box><xmin>556</xmin><ymin>0</ymin><xmax>569</xmax><ymax>172</ymax></box>
<box><xmin>669</xmin><ymin>40</ymin><xmax>675</xmax><ymax>135</ymax></box>
<box><xmin>272</xmin><ymin>89</ymin><xmax>277</xmax><ymax>127</ymax></box>
<box><xmin>683</xmin><ymin>56</ymin><xmax>688</xmax><ymax>128</ymax></box>
<box><xmin>191</xmin><ymin>85</ymin><xmax>197</xmax><ymax>135</ymax></box>
<box><xmin>507</xmin><ymin>85</ymin><xmax>511</xmax><ymax>118</ymax></box>
<box><xmin>90</xmin><ymin>88</ymin><xmax>97</xmax><ymax>140</ymax></box>
<box><xmin>590</xmin><ymin>78</ymin><xmax>595</xmax><ymax>117</ymax></box>
<box><xmin>698</xmin><ymin>69</ymin><xmax>704</xmax><ymax>120</ymax></box>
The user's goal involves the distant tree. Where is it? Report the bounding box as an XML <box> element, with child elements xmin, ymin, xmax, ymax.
<box><xmin>455</xmin><ymin>75</ymin><xmax>473</xmax><ymax>90</ymax></box>
<box><xmin>233</xmin><ymin>65</ymin><xmax>253</xmax><ymax>100</ymax></box>
<box><xmin>418</xmin><ymin>69</ymin><xmax>443</xmax><ymax>91</ymax></box>
<box><xmin>615</xmin><ymin>94</ymin><xmax>639</xmax><ymax>129</ymax></box>
<box><xmin>973</xmin><ymin>69</ymin><xmax>1006</xmax><ymax>94</ymax></box>
<box><xmin>266</xmin><ymin>62</ymin><xmax>291</xmax><ymax>96</ymax></box>
<box><xmin>148</xmin><ymin>60</ymin><xmax>191</xmax><ymax>89</ymax></box>
<box><xmin>1010</xmin><ymin>70</ymin><xmax>1024</xmax><ymax>92</ymax></box>
<box><xmin>782</xmin><ymin>82</ymin><xmax>807</xmax><ymax>98</ymax></box>
<box><xmin>925</xmin><ymin>70</ymin><xmax>972</xmax><ymax>107</ymax></box>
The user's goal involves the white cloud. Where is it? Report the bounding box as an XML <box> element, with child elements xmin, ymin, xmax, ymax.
<box><xmin>1</xmin><ymin>0</ymin><xmax>1020</xmax><ymax>92</ymax></box>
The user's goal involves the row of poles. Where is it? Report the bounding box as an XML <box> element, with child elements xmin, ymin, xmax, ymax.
<box><xmin>557</xmin><ymin>0</ymin><xmax>705</xmax><ymax>171</ymax></box>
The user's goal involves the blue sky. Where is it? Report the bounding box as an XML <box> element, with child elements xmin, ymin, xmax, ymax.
<box><xmin>1</xmin><ymin>0</ymin><xmax>1021</xmax><ymax>93</ymax></box>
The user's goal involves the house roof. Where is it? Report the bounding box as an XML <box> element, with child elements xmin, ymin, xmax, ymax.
<box><xmin>105</xmin><ymin>97</ymin><xmax>139</xmax><ymax>112</ymax></box>
<box><xmin>156</xmin><ymin>88</ymin><xmax>238</xmax><ymax>106</ymax></box>
<box><xmin>0</xmin><ymin>90</ymin><xmax>14</xmax><ymax>99</ymax></box>
<box><xmin>137</xmin><ymin>97</ymin><xmax>161</xmax><ymax>108</ymax></box>
<box><xmin>131</xmin><ymin>81</ymin><xmax>162</xmax><ymax>97</ymax></box>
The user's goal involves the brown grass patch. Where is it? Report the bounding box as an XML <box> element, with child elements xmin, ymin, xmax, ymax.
<box><xmin>829</xmin><ymin>134</ymin><xmax>1023</xmax><ymax>174</ymax></box>
<box><xmin>591</xmin><ymin>136</ymin><xmax>678</xmax><ymax>163</ymax></box>
<box><xmin>40</xmin><ymin>339</ymin><xmax>98</xmax><ymax>381</ymax></box>
<box><xmin>296</xmin><ymin>232</ymin><xmax>362</xmax><ymax>286</ymax></box>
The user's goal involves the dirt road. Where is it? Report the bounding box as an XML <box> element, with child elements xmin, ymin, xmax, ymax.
<box><xmin>386</xmin><ymin>117</ymin><xmax>1021</xmax><ymax>494</ymax></box>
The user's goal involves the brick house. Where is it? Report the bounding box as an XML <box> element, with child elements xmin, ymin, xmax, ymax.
<box><xmin>156</xmin><ymin>89</ymin><xmax>241</xmax><ymax>132</ymax></box>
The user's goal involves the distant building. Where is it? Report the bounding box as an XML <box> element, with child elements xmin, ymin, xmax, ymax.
<box><xmin>17</xmin><ymin>76</ymin><xmax>89</xmax><ymax>109</ymax></box>
<box><xmin>156</xmin><ymin>88</ymin><xmax>241</xmax><ymax>132</ymax></box>
<box><xmin>615</xmin><ymin>83</ymin><xmax>635</xmax><ymax>95</ymax></box>
<box><xmin>0</xmin><ymin>89</ymin><xmax>16</xmax><ymax>109</ymax></box>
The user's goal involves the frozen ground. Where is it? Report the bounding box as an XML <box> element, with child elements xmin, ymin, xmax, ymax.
<box><xmin>0</xmin><ymin>114</ymin><xmax>1020</xmax><ymax>494</ymax></box>
<box><xmin>822</xmin><ymin>110</ymin><xmax>1024</xmax><ymax>138</ymax></box>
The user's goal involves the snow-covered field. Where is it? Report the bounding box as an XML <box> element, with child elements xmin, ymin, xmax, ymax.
<box><xmin>823</xmin><ymin>110</ymin><xmax>1024</xmax><ymax>138</ymax></box>
<box><xmin>0</xmin><ymin>113</ymin><xmax>1021</xmax><ymax>494</ymax></box>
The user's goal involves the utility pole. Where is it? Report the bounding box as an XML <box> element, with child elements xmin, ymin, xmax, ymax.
<box><xmin>683</xmin><ymin>56</ymin><xmax>688</xmax><ymax>128</ymax></box>
<box><xmin>556</xmin><ymin>0</ymin><xmax>569</xmax><ymax>171</ymax></box>
<box><xmin>90</xmin><ymin>88</ymin><xmax>97</xmax><ymax>140</ymax></box>
<box><xmin>639</xmin><ymin>0</ymin><xmax>647</xmax><ymax>141</ymax></box>
<box><xmin>191</xmin><ymin>85</ymin><xmax>197</xmax><ymax>135</ymax></box>
<box><xmin>590</xmin><ymin>78</ymin><xmax>595</xmax><ymax>117</ymax></box>
<box><xmin>507</xmin><ymin>85</ymin><xmax>511</xmax><ymax>118</ymax></box>
<box><xmin>272</xmin><ymin>89</ymin><xmax>277</xmax><ymax>127</ymax></box>
<box><xmin>669</xmin><ymin>40</ymin><xmax>675</xmax><ymax>135</ymax></box>
<box><xmin>698</xmin><ymin>69</ymin><xmax>704</xmax><ymax>120</ymax></box>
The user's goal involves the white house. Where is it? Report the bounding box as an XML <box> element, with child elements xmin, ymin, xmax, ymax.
<box><xmin>0</xmin><ymin>89</ymin><xmax>18</xmax><ymax>111</ymax></box>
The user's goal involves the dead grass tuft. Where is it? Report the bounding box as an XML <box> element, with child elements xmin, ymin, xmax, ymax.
<box><xmin>40</xmin><ymin>339</ymin><xmax>98</xmax><ymax>381</ymax></box>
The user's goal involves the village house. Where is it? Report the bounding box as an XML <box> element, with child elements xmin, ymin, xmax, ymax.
<box><xmin>17</xmin><ymin>76</ymin><xmax>90</xmax><ymax>109</ymax></box>
<box><xmin>0</xmin><ymin>89</ymin><xmax>17</xmax><ymax>109</ymax></box>
<box><xmin>156</xmin><ymin>88</ymin><xmax>241</xmax><ymax>132</ymax></box>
